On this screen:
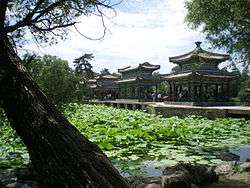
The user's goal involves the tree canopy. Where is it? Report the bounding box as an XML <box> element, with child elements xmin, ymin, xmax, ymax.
<box><xmin>185</xmin><ymin>0</ymin><xmax>250</xmax><ymax>66</ymax></box>
<box><xmin>73</xmin><ymin>53</ymin><xmax>95</xmax><ymax>79</ymax></box>
<box><xmin>100</xmin><ymin>68</ymin><xmax>111</xmax><ymax>75</ymax></box>
<box><xmin>3</xmin><ymin>0</ymin><xmax>117</xmax><ymax>46</ymax></box>
<box><xmin>24</xmin><ymin>54</ymin><xmax>79</xmax><ymax>105</ymax></box>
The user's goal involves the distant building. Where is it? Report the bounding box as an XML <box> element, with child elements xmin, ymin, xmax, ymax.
<box><xmin>87</xmin><ymin>75</ymin><xmax>119</xmax><ymax>100</ymax></box>
<box><xmin>163</xmin><ymin>41</ymin><xmax>238</xmax><ymax>103</ymax></box>
<box><xmin>116</xmin><ymin>62</ymin><xmax>161</xmax><ymax>101</ymax></box>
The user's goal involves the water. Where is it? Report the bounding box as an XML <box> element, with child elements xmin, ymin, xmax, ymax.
<box><xmin>142</xmin><ymin>160</ymin><xmax>162</xmax><ymax>176</ymax></box>
<box><xmin>229</xmin><ymin>146</ymin><xmax>250</xmax><ymax>162</ymax></box>
<box><xmin>135</xmin><ymin>146</ymin><xmax>250</xmax><ymax>177</ymax></box>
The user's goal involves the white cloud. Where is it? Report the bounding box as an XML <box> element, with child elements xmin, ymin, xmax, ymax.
<box><xmin>23</xmin><ymin>0</ymin><xmax>206</xmax><ymax>74</ymax></box>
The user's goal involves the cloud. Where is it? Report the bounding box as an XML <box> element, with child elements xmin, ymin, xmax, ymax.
<box><xmin>23</xmin><ymin>0</ymin><xmax>205</xmax><ymax>74</ymax></box>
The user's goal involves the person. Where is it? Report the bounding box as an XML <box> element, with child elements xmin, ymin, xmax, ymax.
<box><xmin>178</xmin><ymin>92</ymin><xmax>183</xmax><ymax>101</ymax></box>
<box><xmin>163</xmin><ymin>95</ymin><xmax>169</xmax><ymax>101</ymax></box>
<box><xmin>107</xmin><ymin>93</ymin><xmax>111</xmax><ymax>100</ymax></box>
<box><xmin>157</xmin><ymin>93</ymin><xmax>162</xmax><ymax>102</ymax></box>
<box><xmin>152</xmin><ymin>92</ymin><xmax>156</xmax><ymax>102</ymax></box>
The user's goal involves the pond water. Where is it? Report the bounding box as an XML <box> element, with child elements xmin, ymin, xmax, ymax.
<box><xmin>229</xmin><ymin>146</ymin><xmax>250</xmax><ymax>162</ymax></box>
<box><xmin>120</xmin><ymin>145</ymin><xmax>250</xmax><ymax>177</ymax></box>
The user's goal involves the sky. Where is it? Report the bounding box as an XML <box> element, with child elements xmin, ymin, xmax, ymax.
<box><xmin>23</xmin><ymin>0</ymin><xmax>215</xmax><ymax>74</ymax></box>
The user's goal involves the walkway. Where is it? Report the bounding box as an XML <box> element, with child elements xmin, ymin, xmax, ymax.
<box><xmin>88</xmin><ymin>100</ymin><xmax>250</xmax><ymax>119</ymax></box>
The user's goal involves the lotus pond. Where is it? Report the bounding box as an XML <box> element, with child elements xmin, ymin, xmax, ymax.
<box><xmin>0</xmin><ymin>103</ymin><xmax>250</xmax><ymax>176</ymax></box>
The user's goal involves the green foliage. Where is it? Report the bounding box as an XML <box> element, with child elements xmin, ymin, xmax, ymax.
<box><xmin>158</xmin><ymin>82</ymin><xmax>169</xmax><ymax>94</ymax></box>
<box><xmin>0</xmin><ymin>110</ymin><xmax>28</xmax><ymax>169</ymax></box>
<box><xmin>25</xmin><ymin>55</ymin><xmax>79</xmax><ymax>105</ymax></box>
<box><xmin>64</xmin><ymin>104</ymin><xmax>249</xmax><ymax>175</ymax></box>
<box><xmin>185</xmin><ymin>0</ymin><xmax>250</xmax><ymax>65</ymax></box>
<box><xmin>100</xmin><ymin>68</ymin><xmax>111</xmax><ymax>76</ymax></box>
<box><xmin>73</xmin><ymin>53</ymin><xmax>96</xmax><ymax>99</ymax></box>
<box><xmin>73</xmin><ymin>53</ymin><xmax>95</xmax><ymax>79</ymax></box>
<box><xmin>1</xmin><ymin>105</ymin><xmax>249</xmax><ymax>175</ymax></box>
<box><xmin>238</xmin><ymin>76</ymin><xmax>250</xmax><ymax>102</ymax></box>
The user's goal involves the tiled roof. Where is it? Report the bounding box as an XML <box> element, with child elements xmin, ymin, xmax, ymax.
<box><xmin>118</xmin><ymin>62</ymin><xmax>160</xmax><ymax>73</ymax></box>
<box><xmin>116</xmin><ymin>78</ymin><xmax>137</xmax><ymax>83</ymax></box>
<box><xmin>88</xmin><ymin>79</ymin><xmax>97</xmax><ymax>83</ymax></box>
<box><xmin>96</xmin><ymin>75</ymin><xmax>120</xmax><ymax>80</ymax></box>
<box><xmin>89</xmin><ymin>84</ymin><xmax>97</xmax><ymax>88</ymax></box>
<box><xmin>169</xmin><ymin>42</ymin><xmax>230</xmax><ymax>64</ymax></box>
<box><xmin>164</xmin><ymin>70</ymin><xmax>238</xmax><ymax>81</ymax></box>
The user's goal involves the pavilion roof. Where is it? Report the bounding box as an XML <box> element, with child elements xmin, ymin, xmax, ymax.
<box><xmin>88</xmin><ymin>79</ymin><xmax>97</xmax><ymax>83</ymax></box>
<box><xmin>163</xmin><ymin>70</ymin><xmax>238</xmax><ymax>81</ymax></box>
<box><xmin>89</xmin><ymin>84</ymin><xmax>97</xmax><ymax>89</ymax></box>
<box><xmin>88</xmin><ymin>84</ymin><xmax>118</xmax><ymax>90</ymax></box>
<box><xmin>116</xmin><ymin>77</ymin><xmax>162</xmax><ymax>85</ymax></box>
<box><xmin>96</xmin><ymin>75</ymin><xmax>120</xmax><ymax>80</ymax></box>
<box><xmin>164</xmin><ymin>72</ymin><xmax>193</xmax><ymax>79</ymax></box>
<box><xmin>169</xmin><ymin>42</ymin><xmax>230</xmax><ymax>64</ymax></box>
<box><xmin>118</xmin><ymin>62</ymin><xmax>160</xmax><ymax>73</ymax></box>
<box><xmin>116</xmin><ymin>78</ymin><xmax>137</xmax><ymax>83</ymax></box>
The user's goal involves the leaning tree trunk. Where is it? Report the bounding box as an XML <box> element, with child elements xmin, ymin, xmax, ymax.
<box><xmin>0</xmin><ymin>38</ymin><xmax>130</xmax><ymax>187</ymax></box>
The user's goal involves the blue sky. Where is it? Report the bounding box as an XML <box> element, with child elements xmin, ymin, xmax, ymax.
<box><xmin>24</xmin><ymin>0</ymin><xmax>218</xmax><ymax>74</ymax></box>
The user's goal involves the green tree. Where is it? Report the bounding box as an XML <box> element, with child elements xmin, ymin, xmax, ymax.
<box><xmin>0</xmin><ymin>0</ymin><xmax>129</xmax><ymax>187</ymax></box>
<box><xmin>238</xmin><ymin>76</ymin><xmax>250</xmax><ymax>102</ymax></box>
<box><xmin>100</xmin><ymin>68</ymin><xmax>111</xmax><ymax>75</ymax></box>
<box><xmin>73</xmin><ymin>53</ymin><xmax>95</xmax><ymax>79</ymax></box>
<box><xmin>185</xmin><ymin>0</ymin><xmax>250</xmax><ymax>65</ymax></box>
<box><xmin>25</xmin><ymin>55</ymin><xmax>79</xmax><ymax>105</ymax></box>
<box><xmin>73</xmin><ymin>53</ymin><xmax>96</xmax><ymax>100</ymax></box>
<box><xmin>111</xmin><ymin>72</ymin><xmax>120</xmax><ymax>77</ymax></box>
<box><xmin>237</xmin><ymin>66</ymin><xmax>250</xmax><ymax>101</ymax></box>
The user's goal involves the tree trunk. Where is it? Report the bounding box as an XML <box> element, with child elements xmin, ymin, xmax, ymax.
<box><xmin>0</xmin><ymin>39</ymin><xmax>130</xmax><ymax>187</ymax></box>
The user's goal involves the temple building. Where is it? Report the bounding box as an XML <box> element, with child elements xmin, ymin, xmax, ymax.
<box><xmin>87</xmin><ymin>75</ymin><xmax>119</xmax><ymax>100</ymax></box>
<box><xmin>163</xmin><ymin>42</ymin><xmax>238</xmax><ymax>104</ymax></box>
<box><xmin>116</xmin><ymin>62</ymin><xmax>161</xmax><ymax>101</ymax></box>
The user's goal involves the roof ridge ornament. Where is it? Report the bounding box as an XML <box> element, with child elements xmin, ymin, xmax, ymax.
<box><xmin>195</xmin><ymin>41</ymin><xmax>202</xmax><ymax>48</ymax></box>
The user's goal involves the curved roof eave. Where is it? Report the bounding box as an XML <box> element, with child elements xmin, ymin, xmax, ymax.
<box><xmin>169</xmin><ymin>42</ymin><xmax>230</xmax><ymax>64</ymax></box>
<box><xmin>118</xmin><ymin>62</ymin><xmax>160</xmax><ymax>73</ymax></box>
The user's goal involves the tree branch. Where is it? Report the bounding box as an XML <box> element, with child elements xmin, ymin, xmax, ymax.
<box><xmin>32</xmin><ymin>22</ymin><xmax>76</xmax><ymax>32</ymax></box>
<box><xmin>73</xmin><ymin>3</ymin><xmax>110</xmax><ymax>40</ymax></box>
<box><xmin>5</xmin><ymin>0</ymin><xmax>66</xmax><ymax>33</ymax></box>
<box><xmin>33</xmin><ymin>0</ymin><xmax>67</xmax><ymax>21</ymax></box>
<box><xmin>24</xmin><ymin>0</ymin><xmax>45</xmax><ymax>22</ymax></box>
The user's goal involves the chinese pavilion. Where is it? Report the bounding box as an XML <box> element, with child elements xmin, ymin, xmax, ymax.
<box><xmin>116</xmin><ymin>62</ymin><xmax>161</xmax><ymax>101</ymax></box>
<box><xmin>88</xmin><ymin>75</ymin><xmax>119</xmax><ymax>100</ymax></box>
<box><xmin>163</xmin><ymin>42</ymin><xmax>238</xmax><ymax>103</ymax></box>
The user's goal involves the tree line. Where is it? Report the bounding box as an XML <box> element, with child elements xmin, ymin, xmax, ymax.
<box><xmin>22</xmin><ymin>53</ymin><xmax>116</xmax><ymax>106</ymax></box>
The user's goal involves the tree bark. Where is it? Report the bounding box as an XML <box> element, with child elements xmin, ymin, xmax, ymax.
<box><xmin>0</xmin><ymin>39</ymin><xmax>130</xmax><ymax>187</ymax></box>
